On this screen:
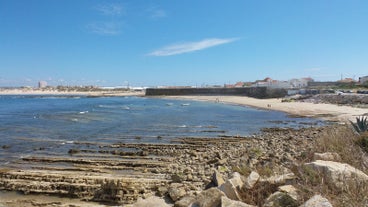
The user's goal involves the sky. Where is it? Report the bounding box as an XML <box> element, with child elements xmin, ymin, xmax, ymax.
<box><xmin>0</xmin><ymin>0</ymin><xmax>367</xmax><ymax>87</ymax></box>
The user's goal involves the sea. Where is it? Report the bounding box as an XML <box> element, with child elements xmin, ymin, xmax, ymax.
<box><xmin>0</xmin><ymin>95</ymin><xmax>323</xmax><ymax>165</ymax></box>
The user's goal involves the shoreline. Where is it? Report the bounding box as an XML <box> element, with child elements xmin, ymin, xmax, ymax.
<box><xmin>0</xmin><ymin>89</ymin><xmax>145</xmax><ymax>97</ymax></box>
<box><xmin>0</xmin><ymin>94</ymin><xmax>367</xmax><ymax>205</ymax></box>
<box><xmin>0</xmin><ymin>125</ymin><xmax>341</xmax><ymax>206</ymax></box>
<box><xmin>2</xmin><ymin>89</ymin><xmax>366</xmax><ymax>121</ymax></box>
<box><xmin>163</xmin><ymin>95</ymin><xmax>368</xmax><ymax>122</ymax></box>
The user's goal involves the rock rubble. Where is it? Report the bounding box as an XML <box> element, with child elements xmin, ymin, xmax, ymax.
<box><xmin>0</xmin><ymin>124</ymin><xmax>367</xmax><ymax>206</ymax></box>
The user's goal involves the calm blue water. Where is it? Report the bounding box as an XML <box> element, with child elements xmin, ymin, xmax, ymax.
<box><xmin>0</xmin><ymin>95</ymin><xmax>323</xmax><ymax>164</ymax></box>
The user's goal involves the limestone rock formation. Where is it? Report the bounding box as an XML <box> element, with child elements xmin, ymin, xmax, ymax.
<box><xmin>244</xmin><ymin>171</ymin><xmax>260</xmax><ymax>189</ymax></box>
<box><xmin>212</xmin><ymin>170</ymin><xmax>225</xmax><ymax>187</ymax></box>
<box><xmin>131</xmin><ymin>196</ymin><xmax>172</xmax><ymax>207</ymax></box>
<box><xmin>263</xmin><ymin>191</ymin><xmax>298</xmax><ymax>207</ymax></box>
<box><xmin>300</xmin><ymin>195</ymin><xmax>333</xmax><ymax>207</ymax></box>
<box><xmin>174</xmin><ymin>196</ymin><xmax>195</xmax><ymax>207</ymax></box>
<box><xmin>221</xmin><ymin>196</ymin><xmax>256</xmax><ymax>207</ymax></box>
<box><xmin>313</xmin><ymin>152</ymin><xmax>341</xmax><ymax>162</ymax></box>
<box><xmin>168</xmin><ymin>183</ymin><xmax>187</xmax><ymax>202</ymax></box>
<box><xmin>278</xmin><ymin>185</ymin><xmax>299</xmax><ymax>201</ymax></box>
<box><xmin>190</xmin><ymin>188</ymin><xmax>225</xmax><ymax>207</ymax></box>
<box><xmin>219</xmin><ymin>172</ymin><xmax>243</xmax><ymax>200</ymax></box>
<box><xmin>305</xmin><ymin>160</ymin><xmax>368</xmax><ymax>189</ymax></box>
<box><xmin>262</xmin><ymin>173</ymin><xmax>296</xmax><ymax>185</ymax></box>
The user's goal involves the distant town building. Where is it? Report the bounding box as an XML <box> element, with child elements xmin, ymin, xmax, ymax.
<box><xmin>338</xmin><ymin>78</ymin><xmax>355</xmax><ymax>83</ymax></box>
<box><xmin>252</xmin><ymin>77</ymin><xmax>291</xmax><ymax>89</ymax></box>
<box><xmin>225</xmin><ymin>82</ymin><xmax>245</xmax><ymax>88</ymax></box>
<box><xmin>38</xmin><ymin>81</ymin><xmax>47</xmax><ymax>88</ymax></box>
<box><xmin>226</xmin><ymin>77</ymin><xmax>314</xmax><ymax>89</ymax></box>
<box><xmin>359</xmin><ymin>76</ymin><xmax>368</xmax><ymax>84</ymax></box>
<box><xmin>289</xmin><ymin>77</ymin><xmax>314</xmax><ymax>88</ymax></box>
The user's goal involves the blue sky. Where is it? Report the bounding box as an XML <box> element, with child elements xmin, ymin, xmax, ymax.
<box><xmin>0</xmin><ymin>0</ymin><xmax>367</xmax><ymax>87</ymax></box>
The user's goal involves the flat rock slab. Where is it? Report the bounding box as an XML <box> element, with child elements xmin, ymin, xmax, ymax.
<box><xmin>305</xmin><ymin>160</ymin><xmax>368</xmax><ymax>189</ymax></box>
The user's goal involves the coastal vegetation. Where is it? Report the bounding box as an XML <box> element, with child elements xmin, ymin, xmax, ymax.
<box><xmin>298</xmin><ymin>124</ymin><xmax>368</xmax><ymax>206</ymax></box>
<box><xmin>350</xmin><ymin>116</ymin><xmax>368</xmax><ymax>133</ymax></box>
<box><xmin>350</xmin><ymin>116</ymin><xmax>368</xmax><ymax>155</ymax></box>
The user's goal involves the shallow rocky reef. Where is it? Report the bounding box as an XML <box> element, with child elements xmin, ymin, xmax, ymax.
<box><xmin>0</xmin><ymin>125</ymin><xmax>349</xmax><ymax>206</ymax></box>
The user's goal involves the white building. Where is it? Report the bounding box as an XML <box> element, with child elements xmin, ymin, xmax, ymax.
<box><xmin>289</xmin><ymin>77</ymin><xmax>314</xmax><ymax>88</ymax></box>
<box><xmin>38</xmin><ymin>81</ymin><xmax>47</xmax><ymax>88</ymax></box>
<box><xmin>359</xmin><ymin>76</ymin><xmax>368</xmax><ymax>84</ymax></box>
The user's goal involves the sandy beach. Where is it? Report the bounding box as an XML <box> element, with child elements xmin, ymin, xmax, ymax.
<box><xmin>165</xmin><ymin>95</ymin><xmax>368</xmax><ymax>122</ymax></box>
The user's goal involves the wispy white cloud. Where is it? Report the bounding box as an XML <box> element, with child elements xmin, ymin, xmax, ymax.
<box><xmin>147</xmin><ymin>38</ymin><xmax>239</xmax><ymax>56</ymax></box>
<box><xmin>147</xmin><ymin>6</ymin><xmax>167</xmax><ymax>19</ymax></box>
<box><xmin>87</xmin><ymin>3</ymin><xmax>125</xmax><ymax>35</ymax></box>
<box><xmin>94</xmin><ymin>3</ymin><xmax>124</xmax><ymax>16</ymax></box>
<box><xmin>86</xmin><ymin>21</ymin><xmax>122</xmax><ymax>35</ymax></box>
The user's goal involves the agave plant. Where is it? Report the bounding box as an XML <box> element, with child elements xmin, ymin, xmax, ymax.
<box><xmin>350</xmin><ymin>116</ymin><xmax>368</xmax><ymax>133</ymax></box>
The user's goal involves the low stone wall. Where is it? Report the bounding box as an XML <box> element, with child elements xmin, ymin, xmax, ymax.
<box><xmin>145</xmin><ymin>87</ymin><xmax>287</xmax><ymax>99</ymax></box>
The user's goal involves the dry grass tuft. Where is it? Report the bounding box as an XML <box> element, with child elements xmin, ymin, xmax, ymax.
<box><xmin>294</xmin><ymin>124</ymin><xmax>368</xmax><ymax>206</ymax></box>
<box><xmin>239</xmin><ymin>182</ymin><xmax>279</xmax><ymax>206</ymax></box>
<box><xmin>314</xmin><ymin>124</ymin><xmax>368</xmax><ymax>172</ymax></box>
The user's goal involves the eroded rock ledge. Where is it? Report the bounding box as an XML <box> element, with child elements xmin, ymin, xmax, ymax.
<box><xmin>0</xmin><ymin>125</ymin><xmax>349</xmax><ymax>206</ymax></box>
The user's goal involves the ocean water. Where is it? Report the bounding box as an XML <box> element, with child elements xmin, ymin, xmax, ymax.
<box><xmin>0</xmin><ymin>95</ymin><xmax>323</xmax><ymax>165</ymax></box>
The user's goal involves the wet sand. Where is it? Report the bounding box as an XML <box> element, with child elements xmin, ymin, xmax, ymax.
<box><xmin>165</xmin><ymin>95</ymin><xmax>368</xmax><ymax>122</ymax></box>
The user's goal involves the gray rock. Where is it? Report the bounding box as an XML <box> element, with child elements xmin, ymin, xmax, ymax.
<box><xmin>313</xmin><ymin>152</ymin><xmax>341</xmax><ymax>162</ymax></box>
<box><xmin>157</xmin><ymin>186</ymin><xmax>168</xmax><ymax>197</ymax></box>
<box><xmin>221</xmin><ymin>196</ymin><xmax>256</xmax><ymax>207</ymax></box>
<box><xmin>174</xmin><ymin>196</ymin><xmax>195</xmax><ymax>207</ymax></box>
<box><xmin>299</xmin><ymin>195</ymin><xmax>333</xmax><ymax>207</ymax></box>
<box><xmin>190</xmin><ymin>188</ymin><xmax>225</xmax><ymax>207</ymax></box>
<box><xmin>278</xmin><ymin>185</ymin><xmax>299</xmax><ymax>201</ymax></box>
<box><xmin>219</xmin><ymin>172</ymin><xmax>243</xmax><ymax>200</ymax></box>
<box><xmin>305</xmin><ymin>160</ymin><xmax>368</xmax><ymax>189</ymax></box>
<box><xmin>263</xmin><ymin>191</ymin><xmax>298</xmax><ymax>207</ymax></box>
<box><xmin>169</xmin><ymin>183</ymin><xmax>187</xmax><ymax>202</ymax></box>
<box><xmin>244</xmin><ymin>171</ymin><xmax>260</xmax><ymax>189</ymax></box>
<box><xmin>132</xmin><ymin>196</ymin><xmax>172</xmax><ymax>207</ymax></box>
<box><xmin>212</xmin><ymin>170</ymin><xmax>225</xmax><ymax>187</ymax></box>
<box><xmin>262</xmin><ymin>173</ymin><xmax>296</xmax><ymax>185</ymax></box>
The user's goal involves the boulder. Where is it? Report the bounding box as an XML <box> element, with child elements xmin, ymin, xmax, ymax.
<box><xmin>219</xmin><ymin>172</ymin><xmax>243</xmax><ymax>200</ymax></box>
<box><xmin>278</xmin><ymin>185</ymin><xmax>299</xmax><ymax>201</ymax></box>
<box><xmin>244</xmin><ymin>171</ymin><xmax>260</xmax><ymax>189</ymax></box>
<box><xmin>212</xmin><ymin>170</ymin><xmax>225</xmax><ymax>187</ymax></box>
<box><xmin>305</xmin><ymin>160</ymin><xmax>368</xmax><ymax>189</ymax></box>
<box><xmin>190</xmin><ymin>187</ymin><xmax>225</xmax><ymax>207</ymax></box>
<box><xmin>263</xmin><ymin>191</ymin><xmax>298</xmax><ymax>207</ymax></box>
<box><xmin>174</xmin><ymin>196</ymin><xmax>195</xmax><ymax>207</ymax></box>
<box><xmin>313</xmin><ymin>152</ymin><xmax>341</xmax><ymax>162</ymax></box>
<box><xmin>299</xmin><ymin>195</ymin><xmax>333</xmax><ymax>207</ymax></box>
<box><xmin>262</xmin><ymin>173</ymin><xmax>296</xmax><ymax>185</ymax></box>
<box><xmin>169</xmin><ymin>183</ymin><xmax>187</xmax><ymax>202</ymax></box>
<box><xmin>221</xmin><ymin>196</ymin><xmax>256</xmax><ymax>207</ymax></box>
<box><xmin>132</xmin><ymin>196</ymin><xmax>172</xmax><ymax>207</ymax></box>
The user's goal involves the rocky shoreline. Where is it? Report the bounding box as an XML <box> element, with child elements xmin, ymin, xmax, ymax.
<box><xmin>292</xmin><ymin>94</ymin><xmax>368</xmax><ymax>109</ymax></box>
<box><xmin>1</xmin><ymin>124</ymin><xmax>367</xmax><ymax>206</ymax></box>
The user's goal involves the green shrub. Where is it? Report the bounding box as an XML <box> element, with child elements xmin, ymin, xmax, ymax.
<box><xmin>350</xmin><ymin>116</ymin><xmax>368</xmax><ymax>133</ymax></box>
<box><xmin>357</xmin><ymin>133</ymin><xmax>368</xmax><ymax>153</ymax></box>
